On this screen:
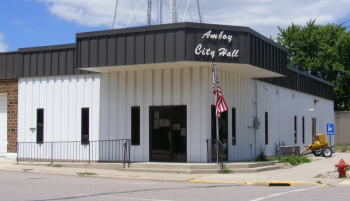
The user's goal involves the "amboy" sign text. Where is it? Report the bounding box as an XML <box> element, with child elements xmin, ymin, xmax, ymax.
<box><xmin>194</xmin><ymin>30</ymin><xmax>239</xmax><ymax>59</ymax></box>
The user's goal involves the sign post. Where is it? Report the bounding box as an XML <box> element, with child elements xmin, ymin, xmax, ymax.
<box><xmin>327</xmin><ymin>124</ymin><xmax>334</xmax><ymax>146</ymax></box>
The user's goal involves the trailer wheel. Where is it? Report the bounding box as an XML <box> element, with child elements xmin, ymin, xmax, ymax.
<box><xmin>322</xmin><ymin>147</ymin><xmax>332</xmax><ymax>157</ymax></box>
<box><xmin>312</xmin><ymin>150</ymin><xmax>322</xmax><ymax>156</ymax></box>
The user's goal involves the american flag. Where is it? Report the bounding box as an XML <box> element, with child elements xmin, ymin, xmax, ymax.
<box><xmin>213</xmin><ymin>69</ymin><xmax>228</xmax><ymax>117</ymax></box>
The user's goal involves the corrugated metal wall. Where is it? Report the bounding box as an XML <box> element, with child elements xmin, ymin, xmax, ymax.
<box><xmin>99</xmin><ymin>67</ymin><xmax>333</xmax><ymax>162</ymax></box>
<box><xmin>0</xmin><ymin>52</ymin><xmax>18</xmax><ymax>79</ymax></box>
<box><xmin>17</xmin><ymin>44</ymin><xmax>89</xmax><ymax>78</ymax></box>
<box><xmin>17</xmin><ymin>74</ymin><xmax>100</xmax><ymax>143</ymax></box>
<box><xmin>17</xmin><ymin>67</ymin><xmax>334</xmax><ymax>162</ymax></box>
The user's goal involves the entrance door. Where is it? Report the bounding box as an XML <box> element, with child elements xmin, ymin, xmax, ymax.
<box><xmin>0</xmin><ymin>94</ymin><xmax>7</xmax><ymax>156</ymax></box>
<box><xmin>150</xmin><ymin>106</ymin><xmax>186</xmax><ymax>162</ymax></box>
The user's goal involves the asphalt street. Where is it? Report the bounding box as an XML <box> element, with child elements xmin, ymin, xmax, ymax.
<box><xmin>1</xmin><ymin>171</ymin><xmax>350</xmax><ymax>201</ymax></box>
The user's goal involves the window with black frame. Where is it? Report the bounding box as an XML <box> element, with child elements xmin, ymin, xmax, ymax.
<box><xmin>81</xmin><ymin>108</ymin><xmax>89</xmax><ymax>144</ymax></box>
<box><xmin>294</xmin><ymin>116</ymin><xmax>297</xmax><ymax>144</ymax></box>
<box><xmin>37</xmin><ymin>109</ymin><xmax>44</xmax><ymax>143</ymax></box>
<box><xmin>232</xmin><ymin>108</ymin><xmax>236</xmax><ymax>145</ymax></box>
<box><xmin>131</xmin><ymin>106</ymin><xmax>140</xmax><ymax>145</ymax></box>
<box><xmin>265</xmin><ymin>112</ymin><xmax>268</xmax><ymax>145</ymax></box>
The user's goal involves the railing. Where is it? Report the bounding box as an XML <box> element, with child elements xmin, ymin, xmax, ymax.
<box><xmin>206</xmin><ymin>139</ymin><xmax>225</xmax><ymax>170</ymax></box>
<box><xmin>17</xmin><ymin>139</ymin><xmax>131</xmax><ymax>168</ymax></box>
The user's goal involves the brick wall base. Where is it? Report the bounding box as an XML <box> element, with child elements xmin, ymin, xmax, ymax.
<box><xmin>0</xmin><ymin>79</ymin><xmax>18</xmax><ymax>153</ymax></box>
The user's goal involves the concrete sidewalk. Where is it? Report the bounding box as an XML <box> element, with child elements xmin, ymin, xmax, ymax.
<box><xmin>1</xmin><ymin>152</ymin><xmax>350</xmax><ymax>186</ymax></box>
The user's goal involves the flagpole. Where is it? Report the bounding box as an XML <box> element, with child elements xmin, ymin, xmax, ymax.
<box><xmin>214</xmin><ymin>64</ymin><xmax>219</xmax><ymax>164</ymax></box>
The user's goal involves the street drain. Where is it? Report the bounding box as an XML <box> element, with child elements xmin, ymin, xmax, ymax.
<box><xmin>268</xmin><ymin>183</ymin><xmax>291</xmax><ymax>186</ymax></box>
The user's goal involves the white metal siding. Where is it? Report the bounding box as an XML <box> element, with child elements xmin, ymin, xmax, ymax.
<box><xmin>18</xmin><ymin>75</ymin><xmax>101</xmax><ymax>143</ymax></box>
<box><xmin>16</xmin><ymin>67</ymin><xmax>334</xmax><ymax>162</ymax></box>
<box><xmin>0</xmin><ymin>93</ymin><xmax>7</xmax><ymax>156</ymax></box>
<box><xmin>99</xmin><ymin>67</ymin><xmax>334</xmax><ymax>162</ymax></box>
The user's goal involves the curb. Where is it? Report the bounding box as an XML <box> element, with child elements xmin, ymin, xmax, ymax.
<box><xmin>188</xmin><ymin>179</ymin><xmax>327</xmax><ymax>186</ymax></box>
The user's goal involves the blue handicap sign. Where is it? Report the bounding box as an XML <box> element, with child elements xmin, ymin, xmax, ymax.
<box><xmin>327</xmin><ymin>124</ymin><xmax>334</xmax><ymax>135</ymax></box>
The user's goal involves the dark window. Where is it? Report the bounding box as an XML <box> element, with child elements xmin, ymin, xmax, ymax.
<box><xmin>294</xmin><ymin>116</ymin><xmax>297</xmax><ymax>144</ymax></box>
<box><xmin>37</xmin><ymin>109</ymin><xmax>44</xmax><ymax>143</ymax></box>
<box><xmin>265</xmin><ymin>112</ymin><xmax>268</xmax><ymax>144</ymax></box>
<box><xmin>302</xmin><ymin>117</ymin><xmax>305</xmax><ymax>144</ymax></box>
<box><xmin>232</xmin><ymin>108</ymin><xmax>236</xmax><ymax>145</ymax></box>
<box><xmin>81</xmin><ymin>108</ymin><xmax>89</xmax><ymax>144</ymax></box>
<box><xmin>131</xmin><ymin>106</ymin><xmax>140</xmax><ymax>145</ymax></box>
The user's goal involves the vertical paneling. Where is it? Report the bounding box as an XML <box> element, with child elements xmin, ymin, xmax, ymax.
<box><xmin>89</xmin><ymin>37</ymin><xmax>98</xmax><ymax>67</ymax></box>
<box><xmin>51</xmin><ymin>50</ymin><xmax>59</xmax><ymax>76</ymax></box>
<box><xmin>80</xmin><ymin>38</ymin><xmax>89</xmax><ymax>68</ymax></box>
<box><xmin>135</xmin><ymin>32</ymin><xmax>145</xmax><ymax>65</ymax></box>
<box><xmin>145</xmin><ymin>31</ymin><xmax>155</xmax><ymax>64</ymax></box>
<box><xmin>154</xmin><ymin>30</ymin><xmax>164</xmax><ymax>63</ymax></box>
<box><xmin>98</xmin><ymin>36</ymin><xmax>107</xmax><ymax>67</ymax></box>
<box><xmin>59</xmin><ymin>50</ymin><xmax>66</xmax><ymax>75</ymax></box>
<box><xmin>116</xmin><ymin>34</ymin><xmax>126</xmax><ymax>65</ymax></box>
<box><xmin>164</xmin><ymin>30</ymin><xmax>175</xmax><ymax>62</ymax></box>
<box><xmin>108</xmin><ymin>73</ymin><xmax>117</xmax><ymax>140</ymax></box>
<box><xmin>126</xmin><ymin>33</ymin><xmax>135</xmax><ymax>65</ymax></box>
<box><xmin>18</xmin><ymin>74</ymin><xmax>100</xmax><ymax>143</ymax></box>
<box><xmin>0</xmin><ymin>54</ymin><xmax>6</xmax><ymax>79</ymax></box>
<box><xmin>107</xmin><ymin>35</ymin><xmax>116</xmax><ymax>66</ymax></box>
<box><xmin>117</xmin><ymin>72</ymin><xmax>126</xmax><ymax>139</ymax></box>
<box><xmin>175</xmin><ymin>28</ymin><xmax>186</xmax><ymax>61</ymax></box>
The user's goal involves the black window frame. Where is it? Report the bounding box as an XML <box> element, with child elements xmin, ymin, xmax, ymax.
<box><xmin>131</xmin><ymin>106</ymin><xmax>140</xmax><ymax>145</ymax></box>
<box><xmin>36</xmin><ymin>108</ymin><xmax>44</xmax><ymax>143</ymax></box>
<box><xmin>302</xmin><ymin>116</ymin><xmax>305</xmax><ymax>144</ymax></box>
<box><xmin>294</xmin><ymin>115</ymin><xmax>297</xmax><ymax>144</ymax></box>
<box><xmin>81</xmin><ymin>108</ymin><xmax>89</xmax><ymax>144</ymax></box>
<box><xmin>265</xmin><ymin>112</ymin><xmax>268</xmax><ymax>145</ymax></box>
<box><xmin>232</xmin><ymin>108</ymin><xmax>236</xmax><ymax>145</ymax></box>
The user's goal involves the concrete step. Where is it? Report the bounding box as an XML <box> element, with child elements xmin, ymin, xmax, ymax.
<box><xmin>121</xmin><ymin>162</ymin><xmax>280</xmax><ymax>174</ymax></box>
<box><xmin>230</xmin><ymin>165</ymin><xmax>280</xmax><ymax>173</ymax></box>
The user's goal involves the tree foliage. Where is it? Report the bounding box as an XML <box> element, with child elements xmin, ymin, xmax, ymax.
<box><xmin>276</xmin><ymin>19</ymin><xmax>350</xmax><ymax>110</ymax></box>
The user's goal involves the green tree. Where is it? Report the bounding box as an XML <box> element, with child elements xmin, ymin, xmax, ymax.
<box><xmin>276</xmin><ymin>20</ymin><xmax>350</xmax><ymax>110</ymax></box>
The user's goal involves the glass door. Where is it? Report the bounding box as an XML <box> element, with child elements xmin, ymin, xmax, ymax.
<box><xmin>150</xmin><ymin>106</ymin><xmax>187</xmax><ymax>162</ymax></box>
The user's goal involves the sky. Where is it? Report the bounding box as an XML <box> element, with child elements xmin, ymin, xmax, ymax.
<box><xmin>0</xmin><ymin>0</ymin><xmax>350</xmax><ymax>52</ymax></box>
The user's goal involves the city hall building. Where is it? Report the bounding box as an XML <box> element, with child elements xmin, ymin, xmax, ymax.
<box><xmin>0</xmin><ymin>22</ymin><xmax>334</xmax><ymax>162</ymax></box>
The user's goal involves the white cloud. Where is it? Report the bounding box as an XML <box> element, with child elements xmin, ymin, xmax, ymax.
<box><xmin>38</xmin><ymin>0</ymin><xmax>350</xmax><ymax>38</ymax></box>
<box><xmin>0</xmin><ymin>33</ymin><xmax>9</xmax><ymax>52</ymax></box>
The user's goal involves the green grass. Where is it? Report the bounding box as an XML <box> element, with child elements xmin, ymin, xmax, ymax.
<box><xmin>334</xmin><ymin>145</ymin><xmax>350</xmax><ymax>152</ymax></box>
<box><xmin>218</xmin><ymin>168</ymin><xmax>232</xmax><ymax>174</ymax></box>
<box><xmin>268</xmin><ymin>156</ymin><xmax>311</xmax><ymax>166</ymax></box>
<box><xmin>76</xmin><ymin>172</ymin><xmax>97</xmax><ymax>177</ymax></box>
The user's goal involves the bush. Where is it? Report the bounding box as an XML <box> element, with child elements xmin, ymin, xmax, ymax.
<box><xmin>256</xmin><ymin>151</ymin><xmax>268</xmax><ymax>161</ymax></box>
<box><xmin>276</xmin><ymin>156</ymin><xmax>311</xmax><ymax>166</ymax></box>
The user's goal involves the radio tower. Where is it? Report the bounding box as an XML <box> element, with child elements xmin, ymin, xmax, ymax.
<box><xmin>112</xmin><ymin>0</ymin><xmax>204</xmax><ymax>28</ymax></box>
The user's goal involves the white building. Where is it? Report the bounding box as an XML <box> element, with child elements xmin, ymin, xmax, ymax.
<box><xmin>0</xmin><ymin>23</ymin><xmax>334</xmax><ymax>162</ymax></box>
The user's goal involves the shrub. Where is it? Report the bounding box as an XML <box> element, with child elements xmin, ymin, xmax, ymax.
<box><xmin>256</xmin><ymin>150</ymin><xmax>268</xmax><ymax>161</ymax></box>
<box><xmin>277</xmin><ymin>156</ymin><xmax>311</xmax><ymax>166</ymax></box>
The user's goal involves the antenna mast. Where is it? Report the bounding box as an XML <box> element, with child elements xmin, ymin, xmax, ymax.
<box><xmin>157</xmin><ymin>0</ymin><xmax>162</xmax><ymax>24</ymax></box>
<box><xmin>112</xmin><ymin>0</ymin><xmax>119</xmax><ymax>29</ymax></box>
<box><xmin>197</xmin><ymin>0</ymin><xmax>203</xmax><ymax>23</ymax></box>
<box><xmin>147</xmin><ymin>0</ymin><xmax>152</xmax><ymax>25</ymax></box>
<box><xmin>171</xmin><ymin>0</ymin><xmax>177</xmax><ymax>23</ymax></box>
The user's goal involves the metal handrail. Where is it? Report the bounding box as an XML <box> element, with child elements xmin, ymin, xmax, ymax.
<box><xmin>206</xmin><ymin>139</ymin><xmax>225</xmax><ymax>170</ymax></box>
<box><xmin>17</xmin><ymin>139</ymin><xmax>131</xmax><ymax>167</ymax></box>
